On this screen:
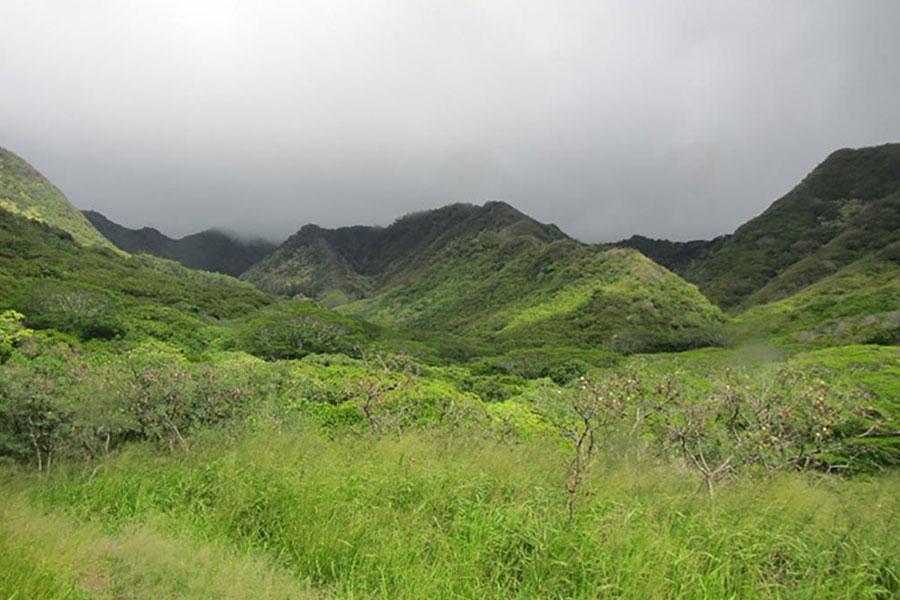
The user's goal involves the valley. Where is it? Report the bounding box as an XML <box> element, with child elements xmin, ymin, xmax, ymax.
<box><xmin>1</xmin><ymin>143</ymin><xmax>899</xmax><ymax>598</ymax></box>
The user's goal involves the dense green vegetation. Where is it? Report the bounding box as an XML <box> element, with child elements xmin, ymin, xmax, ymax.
<box><xmin>245</xmin><ymin>202</ymin><xmax>724</xmax><ymax>353</ymax></box>
<box><xmin>83</xmin><ymin>210</ymin><xmax>277</xmax><ymax>277</ymax></box>
<box><xmin>615</xmin><ymin>233</ymin><xmax>727</xmax><ymax>277</ymax></box>
<box><xmin>348</xmin><ymin>240</ymin><xmax>724</xmax><ymax>354</ymax></box>
<box><xmin>243</xmin><ymin>202</ymin><xmax>568</xmax><ymax>301</ymax></box>
<box><xmin>2</xmin><ymin>143</ymin><xmax>900</xmax><ymax>598</ymax></box>
<box><xmin>2</xmin><ymin>329</ymin><xmax>900</xmax><ymax>597</ymax></box>
<box><xmin>4</xmin><ymin>429</ymin><xmax>900</xmax><ymax>599</ymax></box>
<box><xmin>620</xmin><ymin>144</ymin><xmax>900</xmax><ymax>314</ymax></box>
<box><xmin>730</xmin><ymin>250</ymin><xmax>900</xmax><ymax>347</ymax></box>
<box><xmin>0</xmin><ymin>208</ymin><xmax>374</xmax><ymax>360</ymax></box>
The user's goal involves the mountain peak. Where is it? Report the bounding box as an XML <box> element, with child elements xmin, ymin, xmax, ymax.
<box><xmin>801</xmin><ymin>143</ymin><xmax>900</xmax><ymax>201</ymax></box>
<box><xmin>653</xmin><ymin>142</ymin><xmax>900</xmax><ymax>310</ymax></box>
<box><xmin>242</xmin><ymin>201</ymin><xmax>571</xmax><ymax>302</ymax></box>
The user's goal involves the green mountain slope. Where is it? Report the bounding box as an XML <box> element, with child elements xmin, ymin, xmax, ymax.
<box><xmin>616</xmin><ymin>234</ymin><xmax>728</xmax><ymax>278</ymax></box>
<box><xmin>349</xmin><ymin>241</ymin><xmax>724</xmax><ymax>353</ymax></box>
<box><xmin>83</xmin><ymin>210</ymin><xmax>276</xmax><ymax>276</ymax></box>
<box><xmin>242</xmin><ymin>202</ymin><xmax>568</xmax><ymax>304</ymax></box>
<box><xmin>0</xmin><ymin>147</ymin><xmax>114</xmax><ymax>249</ymax></box>
<box><xmin>615</xmin><ymin>144</ymin><xmax>900</xmax><ymax>313</ymax></box>
<box><xmin>247</xmin><ymin>201</ymin><xmax>724</xmax><ymax>352</ymax></box>
<box><xmin>729</xmin><ymin>242</ymin><xmax>900</xmax><ymax>346</ymax></box>
<box><xmin>241</xmin><ymin>223</ymin><xmax>378</xmax><ymax>305</ymax></box>
<box><xmin>611</xmin><ymin>144</ymin><xmax>900</xmax><ymax>347</ymax></box>
<box><xmin>0</xmin><ymin>207</ymin><xmax>370</xmax><ymax>357</ymax></box>
<box><xmin>684</xmin><ymin>144</ymin><xmax>900</xmax><ymax>309</ymax></box>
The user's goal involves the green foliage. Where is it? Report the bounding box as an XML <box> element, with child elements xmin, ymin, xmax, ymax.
<box><xmin>242</xmin><ymin>202</ymin><xmax>566</xmax><ymax>303</ymax></box>
<box><xmin>0</xmin><ymin>309</ymin><xmax>31</xmax><ymax>362</ymax></box>
<box><xmin>236</xmin><ymin>300</ymin><xmax>369</xmax><ymax>360</ymax></box>
<box><xmin>2</xmin><ymin>428</ymin><xmax>897</xmax><ymax>599</ymax></box>
<box><xmin>244</xmin><ymin>202</ymin><xmax>724</xmax><ymax>352</ymax></box>
<box><xmin>242</xmin><ymin>227</ymin><xmax>375</xmax><ymax>303</ymax></box>
<box><xmin>348</xmin><ymin>237</ymin><xmax>724</xmax><ymax>353</ymax></box>
<box><xmin>0</xmin><ymin>207</ymin><xmax>352</xmax><ymax>354</ymax></box>
<box><xmin>4</xmin><ymin>141</ymin><xmax>900</xmax><ymax>598</ymax></box>
<box><xmin>609</xmin><ymin>345</ymin><xmax>900</xmax><ymax>470</ymax></box>
<box><xmin>683</xmin><ymin>144</ymin><xmax>900</xmax><ymax>309</ymax></box>
<box><xmin>469</xmin><ymin>346</ymin><xmax>619</xmax><ymax>384</ymax></box>
<box><xmin>615</xmin><ymin>233</ymin><xmax>725</xmax><ymax>277</ymax></box>
<box><xmin>730</xmin><ymin>253</ymin><xmax>900</xmax><ymax>347</ymax></box>
<box><xmin>14</xmin><ymin>281</ymin><xmax>125</xmax><ymax>341</ymax></box>
<box><xmin>0</xmin><ymin>528</ymin><xmax>87</xmax><ymax>600</ymax></box>
<box><xmin>0</xmin><ymin>338</ymin><xmax>274</xmax><ymax>467</ymax></box>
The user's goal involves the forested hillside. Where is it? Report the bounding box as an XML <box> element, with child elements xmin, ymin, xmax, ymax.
<box><xmin>246</xmin><ymin>201</ymin><xmax>724</xmax><ymax>353</ymax></box>
<box><xmin>1</xmin><ymin>144</ymin><xmax>899</xmax><ymax>599</ymax></box>
<box><xmin>83</xmin><ymin>210</ymin><xmax>276</xmax><ymax>276</ymax></box>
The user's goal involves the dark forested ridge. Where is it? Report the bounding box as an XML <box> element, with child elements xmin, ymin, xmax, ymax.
<box><xmin>241</xmin><ymin>201</ymin><xmax>569</xmax><ymax>301</ymax></box>
<box><xmin>83</xmin><ymin>209</ymin><xmax>276</xmax><ymax>276</ymax></box>
<box><xmin>615</xmin><ymin>234</ymin><xmax>728</xmax><ymax>277</ymax></box>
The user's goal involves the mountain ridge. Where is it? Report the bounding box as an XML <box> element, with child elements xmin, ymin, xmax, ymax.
<box><xmin>242</xmin><ymin>201</ymin><xmax>569</xmax><ymax>302</ymax></box>
<box><xmin>618</xmin><ymin>143</ymin><xmax>900</xmax><ymax>310</ymax></box>
<box><xmin>83</xmin><ymin>209</ymin><xmax>277</xmax><ymax>277</ymax></box>
<box><xmin>5</xmin><ymin>140</ymin><xmax>899</xmax><ymax>349</ymax></box>
<box><xmin>245</xmin><ymin>200</ymin><xmax>724</xmax><ymax>352</ymax></box>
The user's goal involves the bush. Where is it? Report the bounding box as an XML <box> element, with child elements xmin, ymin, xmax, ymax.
<box><xmin>236</xmin><ymin>301</ymin><xmax>368</xmax><ymax>360</ymax></box>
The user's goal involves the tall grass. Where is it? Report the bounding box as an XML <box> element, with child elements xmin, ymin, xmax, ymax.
<box><xmin>1</xmin><ymin>487</ymin><xmax>319</xmax><ymax>600</ymax></box>
<box><xmin>3</xmin><ymin>423</ymin><xmax>900</xmax><ymax>598</ymax></box>
<box><xmin>0</xmin><ymin>530</ymin><xmax>86</xmax><ymax>600</ymax></box>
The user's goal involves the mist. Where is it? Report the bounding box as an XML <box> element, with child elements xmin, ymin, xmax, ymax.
<box><xmin>2</xmin><ymin>0</ymin><xmax>900</xmax><ymax>242</ymax></box>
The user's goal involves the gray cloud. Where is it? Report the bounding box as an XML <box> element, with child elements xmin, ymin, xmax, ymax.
<box><xmin>2</xmin><ymin>0</ymin><xmax>900</xmax><ymax>242</ymax></box>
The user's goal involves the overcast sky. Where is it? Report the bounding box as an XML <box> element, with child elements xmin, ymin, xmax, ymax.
<box><xmin>2</xmin><ymin>1</ymin><xmax>900</xmax><ymax>243</ymax></box>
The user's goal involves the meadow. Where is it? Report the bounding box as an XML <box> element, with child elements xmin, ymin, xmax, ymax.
<box><xmin>2</xmin><ymin>144</ymin><xmax>900</xmax><ymax>599</ymax></box>
<box><xmin>2</xmin><ymin>319</ymin><xmax>899</xmax><ymax>598</ymax></box>
<box><xmin>3</xmin><ymin>424</ymin><xmax>899</xmax><ymax>599</ymax></box>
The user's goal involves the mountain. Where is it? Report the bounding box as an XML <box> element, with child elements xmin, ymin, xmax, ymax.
<box><xmin>729</xmin><ymin>241</ymin><xmax>900</xmax><ymax>346</ymax></box>
<box><xmin>616</xmin><ymin>234</ymin><xmax>728</xmax><ymax>277</ymax></box>
<box><xmin>616</xmin><ymin>143</ymin><xmax>900</xmax><ymax>346</ymax></box>
<box><xmin>686</xmin><ymin>144</ymin><xmax>900</xmax><ymax>310</ymax></box>
<box><xmin>245</xmin><ymin>201</ymin><xmax>724</xmax><ymax>352</ymax></box>
<box><xmin>618</xmin><ymin>144</ymin><xmax>900</xmax><ymax>312</ymax></box>
<box><xmin>83</xmin><ymin>210</ymin><xmax>276</xmax><ymax>276</ymax></box>
<box><xmin>243</xmin><ymin>202</ymin><xmax>567</xmax><ymax>304</ymax></box>
<box><xmin>1</xmin><ymin>203</ymin><xmax>370</xmax><ymax>358</ymax></box>
<box><xmin>0</xmin><ymin>146</ymin><xmax>114</xmax><ymax>249</ymax></box>
<box><xmin>0</xmin><ymin>152</ymin><xmax>370</xmax><ymax>358</ymax></box>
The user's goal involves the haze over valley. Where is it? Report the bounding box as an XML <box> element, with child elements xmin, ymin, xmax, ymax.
<box><xmin>2</xmin><ymin>3</ymin><xmax>900</xmax><ymax>598</ymax></box>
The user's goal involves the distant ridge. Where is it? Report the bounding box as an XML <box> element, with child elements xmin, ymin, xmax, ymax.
<box><xmin>83</xmin><ymin>210</ymin><xmax>276</xmax><ymax>277</ymax></box>
<box><xmin>616</xmin><ymin>234</ymin><xmax>728</xmax><ymax>278</ymax></box>
<box><xmin>242</xmin><ymin>201</ymin><xmax>569</xmax><ymax>303</ymax></box>
<box><xmin>244</xmin><ymin>200</ymin><xmax>724</xmax><ymax>352</ymax></box>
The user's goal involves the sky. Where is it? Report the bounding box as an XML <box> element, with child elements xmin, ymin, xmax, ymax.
<box><xmin>2</xmin><ymin>1</ymin><xmax>900</xmax><ymax>243</ymax></box>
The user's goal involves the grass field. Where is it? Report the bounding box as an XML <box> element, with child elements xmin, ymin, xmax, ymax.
<box><xmin>2</xmin><ymin>423</ymin><xmax>899</xmax><ymax>599</ymax></box>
